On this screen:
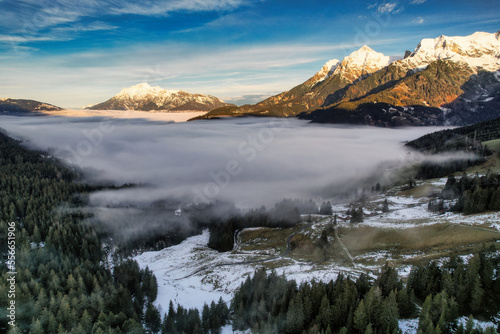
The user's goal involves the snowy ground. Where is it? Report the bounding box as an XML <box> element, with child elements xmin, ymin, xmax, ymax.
<box><xmin>135</xmin><ymin>229</ymin><xmax>363</xmax><ymax>313</ymax></box>
<box><xmin>134</xmin><ymin>176</ymin><xmax>500</xmax><ymax>324</ymax></box>
<box><xmin>134</xmin><ymin>230</ymin><xmax>253</xmax><ymax>312</ymax></box>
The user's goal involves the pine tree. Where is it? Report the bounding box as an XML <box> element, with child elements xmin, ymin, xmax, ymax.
<box><xmin>30</xmin><ymin>318</ymin><xmax>44</xmax><ymax>334</ymax></box>
<box><xmin>382</xmin><ymin>199</ymin><xmax>389</xmax><ymax>213</ymax></box>
<box><xmin>145</xmin><ymin>303</ymin><xmax>161</xmax><ymax>334</ymax></box>
<box><xmin>353</xmin><ymin>299</ymin><xmax>368</xmax><ymax>333</ymax></box>
<box><xmin>379</xmin><ymin>291</ymin><xmax>399</xmax><ymax>334</ymax></box>
<box><xmin>489</xmin><ymin>186</ymin><xmax>500</xmax><ymax>210</ymax></box>
<box><xmin>286</xmin><ymin>298</ymin><xmax>305</xmax><ymax>334</ymax></box>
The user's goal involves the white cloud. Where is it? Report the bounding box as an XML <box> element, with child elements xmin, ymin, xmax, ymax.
<box><xmin>112</xmin><ymin>0</ymin><xmax>248</xmax><ymax>16</ymax></box>
<box><xmin>0</xmin><ymin>21</ymin><xmax>117</xmax><ymax>47</ymax></box>
<box><xmin>377</xmin><ymin>2</ymin><xmax>397</xmax><ymax>14</ymax></box>
<box><xmin>0</xmin><ymin>34</ymin><xmax>71</xmax><ymax>42</ymax></box>
<box><xmin>412</xmin><ymin>17</ymin><xmax>425</xmax><ymax>24</ymax></box>
<box><xmin>50</xmin><ymin>22</ymin><xmax>118</xmax><ymax>33</ymax></box>
<box><xmin>410</xmin><ymin>0</ymin><xmax>426</xmax><ymax>4</ymax></box>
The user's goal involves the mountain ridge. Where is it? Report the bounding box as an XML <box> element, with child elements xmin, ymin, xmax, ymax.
<box><xmin>85</xmin><ymin>83</ymin><xmax>234</xmax><ymax>112</ymax></box>
<box><xmin>0</xmin><ymin>98</ymin><xmax>62</xmax><ymax>114</ymax></box>
<box><xmin>195</xmin><ymin>30</ymin><xmax>500</xmax><ymax>126</ymax></box>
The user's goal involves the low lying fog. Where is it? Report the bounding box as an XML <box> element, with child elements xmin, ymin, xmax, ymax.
<box><xmin>1</xmin><ymin>115</ymin><xmax>449</xmax><ymax>208</ymax></box>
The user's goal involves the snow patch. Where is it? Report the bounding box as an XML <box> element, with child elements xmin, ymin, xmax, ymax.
<box><xmin>456</xmin><ymin>316</ymin><xmax>497</xmax><ymax>331</ymax></box>
<box><xmin>399</xmin><ymin>318</ymin><xmax>419</xmax><ymax>334</ymax></box>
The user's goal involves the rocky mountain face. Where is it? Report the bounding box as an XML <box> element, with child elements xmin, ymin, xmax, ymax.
<box><xmin>199</xmin><ymin>31</ymin><xmax>500</xmax><ymax>127</ymax></box>
<box><xmin>0</xmin><ymin>98</ymin><xmax>62</xmax><ymax>114</ymax></box>
<box><xmin>85</xmin><ymin>83</ymin><xmax>233</xmax><ymax>112</ymax></box>
<box><xmin>196</xmin><ymin>46</ymin><xmax>397</xmax><ymax>119</ymax></box>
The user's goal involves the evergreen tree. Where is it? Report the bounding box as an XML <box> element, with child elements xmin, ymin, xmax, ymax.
<box><xmin>379</xmin><ymin>291</ymin><xmax>399</xmax><ymax>334</ymax></box>
<box><xmin>382</xmin><ymin>199</ymin><xmax>390</xmax><ymax>213</ymax></box>
<box><xmin>353</xmin><ymin>300</ymin><xmax>368</xmax><ymax>333</ymax></box>
<box><xmin>145</xmin><ymin>303</ymin><xmax>161</xmax><ymax>334</ymax></box>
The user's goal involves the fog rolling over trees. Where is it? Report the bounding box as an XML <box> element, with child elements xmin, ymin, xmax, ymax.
<box><xmin>0</xmin><ymin>116</ymin><xmax>448</xmax><ymax>206</ymax></box>
<box><xmin>0</xmin><ymin>116</ymin><xmax>456</xmax><ymax>248</ymax></box>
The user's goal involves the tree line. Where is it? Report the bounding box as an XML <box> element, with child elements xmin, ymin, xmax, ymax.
<box><xmin>440</xmin><ymin>172</ymin><xmax>500</xmax><ymax>214</ymax></box>
<box><xmin>229</xmin><ymin>253</ymin><xmax>500</xmax><ymax>334</ymax></box>
<box><xmin>405</xmin><ymin>116</ymin><xmax>500</xmax><ymax>154</ymax></box>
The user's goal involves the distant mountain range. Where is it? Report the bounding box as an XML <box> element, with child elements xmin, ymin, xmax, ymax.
<box><xmin>85</xmin><ymin>83</ymin><xmax>234</xmax><ymax>112</ymax></box>
<box><xmin>0</xmin><ymin>98</ymin><xmax>62</xmax><ymax>114</ymax></box>
<box><xmin>195</xmin><ymin>31</ymin><xmax>500</xmax><ymax>126</ymax></box>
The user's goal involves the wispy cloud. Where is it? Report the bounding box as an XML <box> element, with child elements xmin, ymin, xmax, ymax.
<box><xmin>410</xmin><ymin>0</ymin><xmax>426</xmax><ymax>4</ymax></box>
<box><xmin>51</xmin><ymin>22</ymin><xmax>118</xmax><ymax>33</ymax></box>
<box><xmin>0</xmin><ymin>21</ymin><xmax>117</xmax><ymax>47</ymax></box>
<box><xmin>412</xmin><ymin>17</ymin><xmax>425</xmax><ymax>25</ymax></box>
<box><xmin>377</xmin><ymin>2</ymin><xmax>397</xmax><ymax>14</ymax></box>
<box><xmin>112</xmin><ymin>0</ymin><xmax>249</xmax><ymax>16</ymax></box>
<box><xmin>0</xmin><ymin>0</ymin><xmax>254</xmax><ymax>36</ymax></box>
<box><xmin>0</xmin><ymin>34</ymin><xmax>71</xmax><ymax>43</ymax></box>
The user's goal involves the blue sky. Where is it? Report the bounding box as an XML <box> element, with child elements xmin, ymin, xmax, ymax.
<box><xmin>0</xmin><ymin>0</ymin><xmax>498</xmax><ymax>108</ymax></box>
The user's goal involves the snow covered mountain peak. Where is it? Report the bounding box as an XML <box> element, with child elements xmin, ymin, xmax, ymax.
<box><xmin>313</xmin><ymin>59</ymin><xmax>341</xmax><ymax>83</ymax></box>
<box><xmin>86</xmin><ymin>83</ymin><xmax>232</xmax><ymax>111</ymax></box>
<box><xmin>116</xmin><ymin>82</ymin><xmax>179</xmax><ymax>100</ymax></box>
<box><xmin>403</xmin><ymin>31</ymin><xmax>500</xmax><ymax>72</ymax></box>
<box><xmin>333</xmin><ymin>45</ymin><xmax>397</xmax><ymax>82</ymax></box>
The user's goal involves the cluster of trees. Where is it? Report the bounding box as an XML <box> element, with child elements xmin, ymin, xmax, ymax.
<box><xmin>416</xmin><ymin>158</ymin><xmax>486</xmax><ymax>180</ymax></box>
<box><xmin>230</xmin><ymin>266</ymin><xmax>411</xmax><ymax>334</ymax></box>
<box><xmin>440</xmin><ymin>172</ymin><xmax>500</xmax><ymax>214</ymax></box>
<box><xmin>406</xmin><ymin>116</ymin><xmax>500</xmax><ymax>181</ymax></box>
<box><xmin>301</xmin><ymin>102</ymin><xmax>445</xmax><ymax>127</ymax></box>
<box><xmin>0</xmin><ymin>132</ymin><xmax>155</xmax><ymax>333</ymax></box>
<box><xmin>207</xmin><ymin>200</ymin><xmax>302</xmax><ymax>252</ymax></box>
<box><xmin>158</xmin><ymin>298</ymin><xmax>229</xmax><ymax>334</ymax></box>
<box><xmin>319</xmin><ymin>202</ymin><xmax>333</xmax><ymax>215</ymax></box>
<box><xmin>230</xmin><ymin>253</ymin><xmax>500</xmax><ymax>334</ymax></box>
<box><xmin>408</xmin><ymin>253</ymin><xmax>499</xmax><ymax>319</ymax></box>
<box><xmin>347</xmin><ymin>207</ymin><xmax>364</xmax><ymax>223</ymax></box>
<box><xmin>406</xmin><ymin>116</ymin><xmax>500</xmax><ymax>154</ymax></box>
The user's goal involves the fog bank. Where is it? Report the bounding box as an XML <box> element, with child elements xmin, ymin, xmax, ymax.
<box><xmin>0</xmin><ymin>115</ymin><xmax>450</xmax><ymax>208</ymax></box>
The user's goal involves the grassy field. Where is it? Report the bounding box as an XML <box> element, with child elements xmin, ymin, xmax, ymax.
<box><xmin>339</xmin><ymin>223</ymin><xmax>499</xmax><ymax>266</ymax></box>
<box><xmin>484</xmin><ymin>138</ymin><xmax>500</xmax><ymax>152</ymax></box>
<box><xmin>235</xmin><ymin>215</ymin><xmax>499</xmax><ymax>269</ymax></box>
<box><xmin>238</xmin><ymin>226</ymin><xmax>294</xmax><ymax>254</ymax></box>
<box><xmin>463</xmin><ymin>138</ymin><xmax>500</xmax><ymax>175</ymax></box>
<box><xmin>232</xmin><ymin>145</ymin><xmax>500</xmax><ymax>273</ymax></box>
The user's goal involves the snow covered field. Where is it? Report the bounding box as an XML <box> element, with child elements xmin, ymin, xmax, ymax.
<box><xmin>134</xmin><ymin>229</ymin><xmax>358</xmax><ymax>312</ymax></box>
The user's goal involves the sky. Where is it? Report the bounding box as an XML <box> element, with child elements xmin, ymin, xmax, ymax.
<box><xmin>0</xmin><ymin>0</ymin><xmax>499</xmax><ymax>108</ymax></box>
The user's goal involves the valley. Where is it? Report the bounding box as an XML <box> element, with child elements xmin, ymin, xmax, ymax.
<box><xmin>135</xmin><ymin>175</ymin><xmax>500</xmax><ymax>312</ymax></box>
<box><xmin>1</xmin><ymin>9</ymin><xmax>500</xmax><ymax>331</ymax></box>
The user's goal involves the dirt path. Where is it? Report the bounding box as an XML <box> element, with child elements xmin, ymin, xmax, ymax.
<box><xmin>334</xmin><ymin>224</ymin><xmax>355</xmax><ymax>265</ymax></box>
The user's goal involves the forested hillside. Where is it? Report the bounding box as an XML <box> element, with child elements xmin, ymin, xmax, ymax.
<box><xmin>0</xmin><ymin>132</ymin><xmax>158</xmax><ymax>333</ymax></box>
<box><xmin>406</xmin><ymin>117</ymin><xmax>500</xmax><ymax>153</ymax></box>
